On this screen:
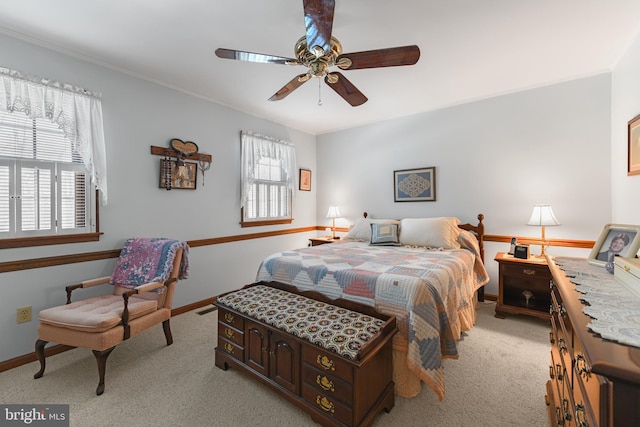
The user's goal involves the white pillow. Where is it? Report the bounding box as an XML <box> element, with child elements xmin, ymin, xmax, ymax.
<box><xmin>399</xmin><ymin>217</ymin><xmax>461</xmax><ymax>249</ymax></box>
<box><xmin>345</xmin><ymin>218</ymin><xmax>400</xmax><ymax>241</ymax></box>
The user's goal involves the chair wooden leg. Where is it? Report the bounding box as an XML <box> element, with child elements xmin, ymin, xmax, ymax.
<box><xmin>162</xmin><ymin>319</ymin><xmax>173</xmax><ymax>346</ymax></box>
<box><xmin>92</xmin><ymin>346</ymin><xmax>116</xmax><ymax>396</ymax></box>
<box><xmin>33</xmin><ymin>339</ymin><xmax>48</xmax><ymax>379</ymax></box>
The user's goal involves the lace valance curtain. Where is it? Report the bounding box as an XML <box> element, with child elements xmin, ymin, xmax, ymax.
<box><xmin>0</xmin><ymin>67</ymin><xmax>108</xmax><ymax>205</ymax></box>
<box><xmin>240</xmin><ymin>130</ymin><xmax>296</xmax><ymax>208</ymax></box>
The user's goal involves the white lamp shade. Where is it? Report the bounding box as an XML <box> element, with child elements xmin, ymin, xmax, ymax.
<box><xmin>526</xmin><ymin>205</ymin><xmax>560</xmax><ymax>227</ymax></box>
<box><xmin>326</xmin><ymin>206</ymin><xmax>341</xmax><ymax>219</ymax></box>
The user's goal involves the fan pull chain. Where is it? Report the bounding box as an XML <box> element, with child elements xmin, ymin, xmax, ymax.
<box><xmin>318</xmin><ymin>78</ymin><xmax>322</xmax><ymax>106</ymax></box>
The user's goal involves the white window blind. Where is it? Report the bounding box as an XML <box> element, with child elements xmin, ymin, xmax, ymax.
<box><xmin>241</xmin><ymin>131</ymin><xmax>295</xmax><ymax>223</ymax></box>
<box><xmin>0</xmin><ymin>110</ymin><xmax>93</xmax><ymax>238</ymax></box>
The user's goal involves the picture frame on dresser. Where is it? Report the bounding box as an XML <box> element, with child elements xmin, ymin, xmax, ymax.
<box><xmin>628</xmin><ymin>113</ymin><xmax>640</xmax><ymax>176</ymax></box>
<box><xmin>588</xmin><ymin>223</ymin><xmax>640</xmax><ymax>266</ymax></box>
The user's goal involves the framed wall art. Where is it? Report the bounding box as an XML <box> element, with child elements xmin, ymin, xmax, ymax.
<box><xmin>394</xmin><ymin>167</ymin><xmax>436</xmax><ymax>202</ymax></box>
<box><xmin>159</xmin><ymin>159</ymin><xmax>197</xmax><ymax>190</ymax></box>
<box><xmin>299</xmin><ymin>168</ymin><xmax>311</xmax><ymax>191</ymax></box>
<box><xmin>628</xmin><ymin>113</ymin><xmax>640</xmax><ymax>176</ymax></box>
<box><xmin>588</xmin><ymin>223</ymin><xmax>640</xmax><ymax>266</ymax></box>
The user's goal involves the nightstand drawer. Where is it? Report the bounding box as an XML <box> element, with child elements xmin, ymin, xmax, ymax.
<box><xmin>502</xmin><ymin>263</ymin><xmax>551</xmax><ymax>279</ymax></box>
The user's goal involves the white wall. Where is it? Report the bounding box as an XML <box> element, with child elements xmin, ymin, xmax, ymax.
<box><xmin>0</xmin><ymin>33</ymin><xmax>317</xmax><ymax>361</ymax></box>
<box><xmin>612</xmin><ymin>31</ymin><xmax>640</xmax><ymax>223</ymax></box>
<box><xmin>316</xmin><ymin>75</ymin><xmax>613</xmax><ymax>295</ymax></box>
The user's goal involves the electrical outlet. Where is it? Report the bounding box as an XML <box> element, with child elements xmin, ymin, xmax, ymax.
<box><xmin>17</xmin><ymin>306</ymin><xmax>32</xmax><ymax>323</ymax></box>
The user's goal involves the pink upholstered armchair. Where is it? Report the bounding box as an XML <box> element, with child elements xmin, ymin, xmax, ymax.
<box><xmin>34</xmin><ymin>238</ymin><xmax>189</xmax><ymax>395</ymax></box>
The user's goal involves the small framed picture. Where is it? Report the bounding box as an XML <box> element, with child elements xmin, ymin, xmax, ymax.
<box><xmin>629</xmin><ymin>113</ymin><xmax>640</xmax><ymax>176</ymax></box>
<box><xmin>299</xmin><ymin>168</ymin><xmax>311</xmax><ymax>191</ymax></box>
<box><xmin>394</xmin><ymin>167</ymin><xmax>436</xmax><ymax>202</ymax></box>
<box><xmin>588</xmin><ymin>224</ymin><xmax>640</xmax><ymax>266</ymax></box>
<box><xmin>159</xmin><ymin>159</ymin><xmax>197</xmax><ymax>190</ymax></box>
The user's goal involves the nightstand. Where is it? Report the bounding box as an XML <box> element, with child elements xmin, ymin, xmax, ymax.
<box><xmin>494</xmin><ymin>252</ymin><xmax>551</xmax><ymax>320</ymax></box>
<box><xmin>309</xmin><ymin>237</ymin><xmax>339</xmax><ymax>246</ymax></box>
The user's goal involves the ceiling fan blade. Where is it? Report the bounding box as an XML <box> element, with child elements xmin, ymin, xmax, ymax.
<box><xmin>324</xmin><ymin>72</ymin><xmax>367</xmax><ymax>106</ymax></box>
<box><xmin>268</xmin><ymin>74</ymin><xmax>311</xmax><ymax>101</ymax></box>
<box><xmin>215</xmin><ymin>48</ymin><xmax>298</xmax><ymax>65</ymax></box>
<box><xmin>337</xmin><ymin>45</ymin><xmax>420</xmax><ymax>70</ymax></box>
<box><xmin>303</xmin><ymin>0</ymin><xmax>335</xmax><ymax>56</ymax></box>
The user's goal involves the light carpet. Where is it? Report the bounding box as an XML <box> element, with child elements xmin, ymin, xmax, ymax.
<box><xmin>0</xmin><ymin>301</ymin><xmax>550</xmax><ymax>426</ymax></box>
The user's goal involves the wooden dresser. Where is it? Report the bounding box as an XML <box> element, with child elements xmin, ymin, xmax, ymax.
<box><xmin>214</xmin><ymin>282</ymin><xmax>397</xmax><ymax>427</ymax></box>
<box><xmin>546</xmin><ymin>257</ymin><xmax>640</xmax><ymax>426</ymax></box>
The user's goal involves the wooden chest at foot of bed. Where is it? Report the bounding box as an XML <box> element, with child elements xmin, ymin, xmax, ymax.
<box><xmin>214</xmin><ymin>281</ymin><xmax>398</xmax><ymax>427</ymax></box>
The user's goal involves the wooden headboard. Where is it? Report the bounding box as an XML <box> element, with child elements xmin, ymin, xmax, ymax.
<box><xmin>362</xmin><ymin>212</ymin><xmax>485</xmax><ymax>262</ymax></box>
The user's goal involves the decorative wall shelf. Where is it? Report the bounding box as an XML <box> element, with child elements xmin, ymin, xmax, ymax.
<box><xmin>150</xmin><ymin>145</ymin><xmax>212</xmax><ymax>163</ymax></box>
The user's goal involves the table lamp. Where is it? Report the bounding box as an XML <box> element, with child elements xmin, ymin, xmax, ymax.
<box><xmin>526</xmin><ymin>204</ymin><xmax>560</xmax><ymax>256</ymax></box>
<box><xmin>326</xmin><ymin>206</ymin><xmax>341</xmax><ymax>239</ymax></box>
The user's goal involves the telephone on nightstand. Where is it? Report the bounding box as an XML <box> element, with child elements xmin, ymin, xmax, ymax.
<box><xmin>508</xmin><ymin>237</ymin><xmax>517</xmax><ymax>255</ymax></box>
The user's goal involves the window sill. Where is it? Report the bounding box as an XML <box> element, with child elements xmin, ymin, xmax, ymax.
<box><xmin>0</xmin><ymin>232</ymin><xmax>102</xmax><ymax>249</ymax></box>
<box><xmin>241</xmin><ymin>219</ymin><xmax>293</xmax><ymax>228</ymax></box>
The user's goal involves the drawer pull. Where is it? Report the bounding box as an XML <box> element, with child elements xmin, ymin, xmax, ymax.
<box><xmin>549</xmin><ymin>331</ymin><xmax>555</xmax><ymax>344</ymax></box>
<box><xmin>575</xmin><ymin>353</ymin><xmax>591</xmax><ymax>380</ymax></box>
<box><xmin>223</xmin><ymin>343</ymin><xmax>234</xmax><ymax>354</ymax></box>
<box><xmin>224</xmin><ymin>328</ymin><xmax>235</xmax><ymax>339</ymax></box>
<box><xmin>556</xmin><ymin>364</ymin><xmax>563</xmax><ymax>382</ymax></box>
<box><xmin>224</xmin><ymin>313</ymin><xmax>234</xmax><ymax>323</ymax></box>
<box><xmin>316</xmin><ymin>375</ymin><xmax>335</xmax><ymax>392</ymax></box>
<box><xmin>555</xmin><ymin>407</ymin><xmax>565</xmax><ymax>425</ymax></box>
<box><xmin>316</xmin><ymin>396</ymin><xmax>335</xmax><ymax>413</ymax></box>
<box><xmin>549</xmin><ymin>365</ymin><xmax>555</xmax><ymax>379</ymax></box>
<box><xmin>562</xmin><ymin>399</ymin><xmax>572</xmax><ymax>421</ymax></box>
<box><xmin>523</xmin><ymin>269</ymin><xmax>536</xmax><ymax>276</ymax></box>
<box><xmin>575</xmin><ymin>404</ymin><xmax>588</xmax><ymax>427</ymax></box>
<box><xmin>557</xmin><ymin>338</ymin><xmax>567</xmax><ymax>353</ymax></box>
<box><xmin>559</xmin><ymin>304</ymin><xmax>566</xmax><ymax>317</ymax></box>
<box><xmin>317</xmin><ymin>355</ymin><xmax>336</xmax><ymax>371</ymax></box>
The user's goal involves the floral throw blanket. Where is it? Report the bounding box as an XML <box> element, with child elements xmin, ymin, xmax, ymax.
<box><xmin>256</xmin><ymin>238</ymin><xmax>489</xmax><ymax>400</ymax></box>
<box><xmin>110</xmin><ymin>237</ymin><xmax>189</xmax><ymax>289</ymax></box>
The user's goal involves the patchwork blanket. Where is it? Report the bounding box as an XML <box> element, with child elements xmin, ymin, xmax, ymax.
<box><xmin>110</xmin><ymin>237</ymin><xmax>189</xmax><ymax>288</ymax></box>
<box><xmin>256</xmin><ymin>238</ymin><xmax>489</xmax><ymax>400</ymax></box>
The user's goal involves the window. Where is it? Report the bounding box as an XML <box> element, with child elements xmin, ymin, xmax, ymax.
<box><xmin>0</xmin><ymin>110</ymin><xmax>94</xmax><ymax>239</ymax></box>
<box><xmin>240</xmin><ymin>131</ymin><xmax>296</xmax><ymax>226</ymax></box>
<box><xmin>0</xmin><ymin>66</ymin><xmax>107</xmax><ymax>248</ymax></box>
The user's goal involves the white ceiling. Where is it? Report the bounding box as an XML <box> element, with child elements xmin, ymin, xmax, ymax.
<box><xmin>1</xmin><ymin>0</ymin><xmax>640</xmax><ymax>135</ymax></box>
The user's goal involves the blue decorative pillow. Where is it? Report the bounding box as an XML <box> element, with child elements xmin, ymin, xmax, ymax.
<box><xmin>370</xmin><ymin>223</ymin><xmax>401</xmax><ymax>246</ymax></box>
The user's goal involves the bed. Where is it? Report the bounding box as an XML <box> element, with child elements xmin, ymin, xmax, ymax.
<box><xmin>255</xmin><ymin>213</ymin><xmax>489</xmax><ymax>400</ymax></box>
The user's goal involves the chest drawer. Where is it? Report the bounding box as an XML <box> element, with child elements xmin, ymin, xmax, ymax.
<box><xmin>219</xmin><ymin>323</ymin><xmax>244</xmax><ymax>346</ymax></box>
<box><xmin>302</xmin><ymin>363</ymin><xmax>353</xmax><ymax>406</ymax></box>
<box><xmin>217</xmin><ymin>337</ymin><xmax>244</xmax><ymax>362</ymax></box>
<box><xmin>302</xmin><ymin>345</ymin><xmax>354</xmax><ymax>383</ymax></box>
<box><xmin>301</xmin><ymin>381</ymin><xmax>352</xmax><ymax>426</ymax></box>
<box><xmin>219</xmin><ymin>307</ymin><xmax>244</xmax><ymax>330</ymax></box>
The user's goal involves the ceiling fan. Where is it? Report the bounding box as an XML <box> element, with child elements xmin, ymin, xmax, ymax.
<box><xmin>215</xmin><ymin>0</ymin><xmax>420</xmax><ymax>106</ymax></box>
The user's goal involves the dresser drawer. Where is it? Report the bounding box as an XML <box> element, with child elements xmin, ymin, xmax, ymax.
<box><xmin>302</xmin><ymin>381</ymin><xmax>352</xmax><ymax>426</ymax></box>
<box><xmin>502</xmin><ymin>262</ymin><xmax>551</xmax><ymax>279</ymax></box>
<box><xmin>219</xmin><ymin>307</ymin><xmax>245</xmax><ymax>330</ymax></box>
<box><xmin>302</xmin><ymin>345</ymin><xmax>353</xmax><ymax>383</ymax></box>
<box><xmin>573</xmin><ymin>338</ymin><xmax>608</xmax><ymax>425</ymax></box>
<box><xmin>302</xmin><ymin>364</ymin><xmax>353</xmax><ymax>406</ymax></box>
<box><xmin>573</xmin><ymin>371</ymin><xmax>597</xmax><ymax>427</ymax></box>
<box><xmin>219</xmin><ymin>322</ymin><xmax>244</xmax><ymax>346</ymax></box>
